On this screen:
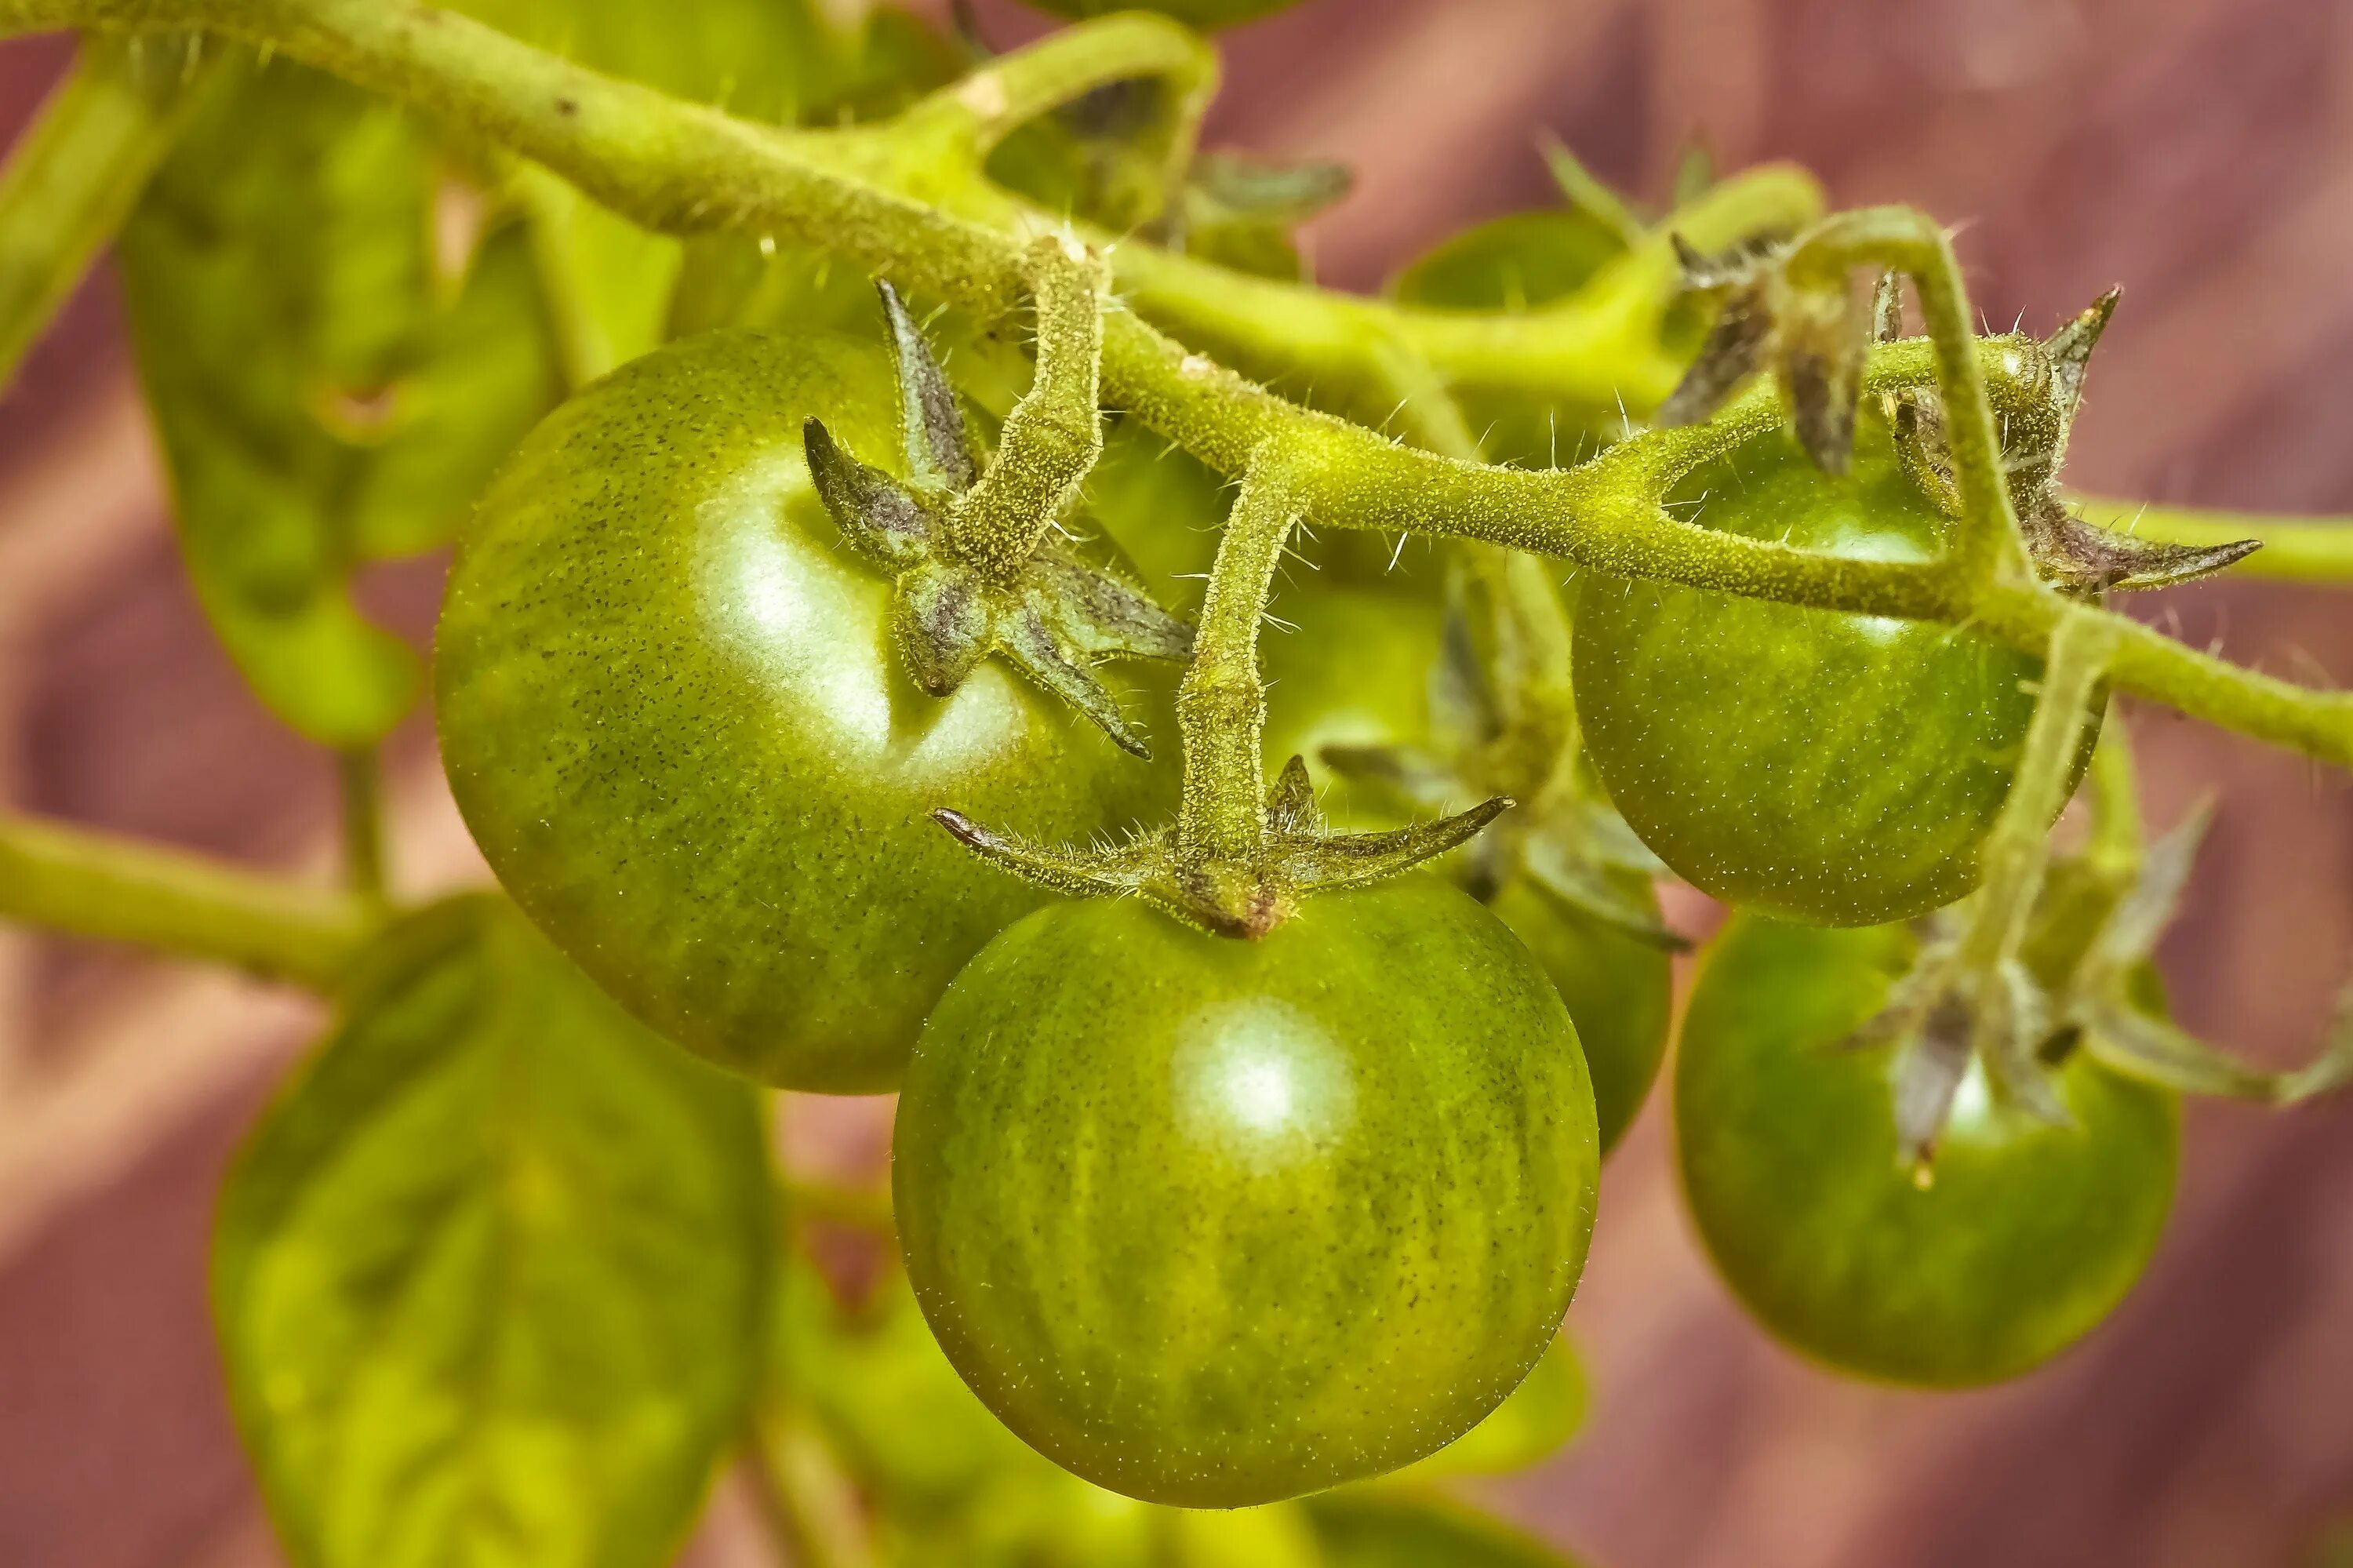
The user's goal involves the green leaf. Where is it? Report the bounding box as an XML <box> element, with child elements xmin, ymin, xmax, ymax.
<box><xmin>1390</xmin><ymin>209</ymin><xmax>1631</xmax><ymax>315</ymax></box>
<box><xmin>214</xmin><ymin>896</ymin><xmax>773</xmax><ymax>1568</ymax></box>
<box><xmin>120</xmin><ymin>60</ymin><xmax>562</xmax><ymax>746</ymax></box>
<box><xmin>458</xmin><ymin>0</ymin><xmax>955</xmax><ymax>386</ymax></box>
<box><xmin>1307</xmin><ymin>1492</ymin><xmax>1584</xmax><ymax>1568</ymax></box>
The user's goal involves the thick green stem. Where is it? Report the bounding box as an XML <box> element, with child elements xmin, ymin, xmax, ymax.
<box><xmin>336</xmin><ymin>748</ymin><xmax>385</xmax><ymax>900</ymax></box>
<box><xmin>1111</xmin><ymin>161</ymin><xmax>1824</xmax><ymax>423</ymax></box>
<box><xmin>1177</xmin><ymin>455</ymin><xmax>1304</xmax><ymax>860</ymax></box>
<box><xmin>0</xmin><ymin>28</ymin><xmax>227</xmax><ymax>387</ymax></box>
<box><xmin>0</xmin><ymin>810</ymin><xmax>377</xmax><ymax>988</ymax></box>
<box><xmin>2</xmin><ymin>0</ymin><xmax>2348</xmax><ymax>772</ymax></box>
<box><xmin>1958</xmin><ymin>610</ymin><xmax>2119</xmax><ymax>978</ymax></box>
<box><xmin>2070</xmin><ymin>496</ymin><xmax>2353</xmax><ymax>584</ymax></box>
<box><xmin>944</xmin><ymin>231</ymin><xmax>1105</xmax><ymax>579</ymax></box>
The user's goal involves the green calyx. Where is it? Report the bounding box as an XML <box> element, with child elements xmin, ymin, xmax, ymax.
<box><xmin>937</xmin><ymin>755</ymin><xmax>1507</xmax><ymax>940</ymax></box>
<box><xmin>1875</xmin><ymin>283</ymin><xmax>2263</xmax><ymax>595</ymax></box>
<box><xmin>1845</xmin><ymin>617</ymin><xmax>2353</xmax><ymax>1172</ymax></box>
<box><xmin>936</xmin><ymin>459</ymin><xmax>1507</xmax><ymax>938</ymax></box>
<box><xmin>1660</xmin><ymin>229</ymin><xmax>2260</xmax><ymax>594</ymax></box>
<box><xmin>804</xmin><ymin>254</ymin><xmax>1192</xmax><ymax>756</ymax></box>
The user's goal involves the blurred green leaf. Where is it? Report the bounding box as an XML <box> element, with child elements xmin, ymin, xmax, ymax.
<box><xmin>1391</xmin><ymin>209</ymin><xmax>1630</xmax><ymax>315</ymax></box>
<box><xmin>1307</xmin><ymin>1491</ymin><xmax>1584</xmax><ymax>1568</ymax></box>
<box><xmin>121</xmin><ymin>60</ymin><xmax>561</xmax><ymax>746</ymax></box>
<box><xmin>464</xmin><ymin>0</ymin><xmax>957</xmax><ymax>384</ymax></box>
<box><xmin>1390</xmin><ymin>1332</ymin><xmax>1588</xmax><ymax>1481</ymax></box>
<box><xmin>214</xmin><ymin>895</ymin><xmax>773</xmax><ymax>1568</ymax></box>
<box><xmin>1389</xmin><ymin>206</ymin><xmax>1638</xmax><ymax>468</ymax></box>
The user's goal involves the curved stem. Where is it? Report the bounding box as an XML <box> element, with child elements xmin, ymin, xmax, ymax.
<box><xmin>0</xmin><ymin>28</ymin><xmax>227</xmax><ymax>387</ymax></box>
<box><xmin>1177</xmin><ymin>454</ymin><xmax>1304</xmax><ymax>860</ymax></box>
<box><xmin>1111</xmin><ymin>161</ymin><xmax>1824</xmax><ymax>424</ymax></box>
<box><xmin>943</xmin><ymin>231</ymin><xmax>1105</xmax><ymax>578</ymax></box>
<box><xmin>2069</xmin><ymin>495</ymin><xmax>2353</xmax><ymax>584</ymax></box>
<box><xmin>902</xmin><ymin>9</ymin><xmax>1216</xmax><ymax>165</ymax></box>
<box><xmin>1783</xmin><ymin>207</ymin><xmax>2031</xmax><ymax>584</ymax></box>
<box><xmin>0</xmin><ymin>810</ymin><xmax>378</xmax><ymax>989</ymax></box>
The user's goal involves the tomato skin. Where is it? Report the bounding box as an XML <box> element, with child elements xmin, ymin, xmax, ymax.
<box><xmin>894</xmin><ymin>878</ymin><xmax>1598</xmax><ymax>1508</ymax></box>
<box><xmin>1676</xmin><ymin>915</ymin><xmax>2177</xmax><ymax>1386</ymax></box>
<box><xmin>1261</xmin><ymin>584</ymin><xmax>1671</xmax><ymax>1151</ymax></box>
<box><xmin>436</xmin><ymin>329</ymin><xmax>1166</xmax><ymax>1093</ymax></box>
<box><xmin>1573</xmin><ymin>418</ymin><xmax>2082</xmax><ymax>927</ymax></box>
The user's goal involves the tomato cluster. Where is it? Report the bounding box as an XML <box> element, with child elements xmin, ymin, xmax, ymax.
<box><xmin>437</xmin><ymin>293</ymin><xmax>2177</xmax><ymax>1504</ymax></box>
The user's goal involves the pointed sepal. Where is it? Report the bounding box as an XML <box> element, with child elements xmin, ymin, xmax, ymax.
<box><xmin>1656</xmin><ymin>232</ymin><xmax>1870</xmax><ymax>472</ymax></box>
<box><xmin>878</xmin><ymin>281</ymin><xmax>976</xmax><ymax>496</ymax></box>
<box><xmin>2024</xmin><ymin>499</ymin><xmax>2262</xmax><ymax>595</ymax></box>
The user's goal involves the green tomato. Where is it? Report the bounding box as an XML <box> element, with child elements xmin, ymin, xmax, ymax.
<box><xmin>1573</xmin><ymin>416</ymin><xmax>2086</xmax><ymax>926</ymax></box>
<box><xmin>1261</xmin><ymin>583</ymin><xmax>1671</xmax><ymax>1150</ymax></box>
<box><xmin>894</xmin><ymin>879</ymin><xmax>1598</xmax><ymax>1507</ymax></box>
<box><xmin>1022</xmin><ymin>0</ymin><xmax>1304</xmax><ymax>28</ymax></box>
<box><xmin>436</xmin><ymin>329</ymin><xmax>1166</xmax><ymax>1093</ymax></box>
<box><xmin>1676</xmin><ymin>915</ymin><xmax>2177</xmax><ymax>1386</ymax></box>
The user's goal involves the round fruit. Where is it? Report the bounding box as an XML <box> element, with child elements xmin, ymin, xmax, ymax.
<box><xmin>436</xmin><ymin>329</ymin><xmax>1166</xmax><ymax>1093</ymax></box>
<box><xmin>1022</xmin><ymin>0</ymin><xmax>1302</xmax><ymax>29</ymax></box>
<box><xmin>1262</xmin><ymin>582</ymin><xmax>1671</xmax><ymax>1149</ymax></box>
<box><xmin>1573</xmin><ymin>415</ymin><xmax>2089</xmax><ymax>927</ymax></box>
<box><xmin>893</xmin><ymin>879</ymin><xmax>1598</xmax><ymax>1507</ymax></box>
<box><xmin>1676</xmin><ymin>914</ymin><xmax>2177</xmax><ymax>1386</ymax></box>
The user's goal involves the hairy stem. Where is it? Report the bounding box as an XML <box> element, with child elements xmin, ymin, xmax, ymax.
<box><xmin>1959</xmin><ymin>609</ymin><xmax>2119</xmax><ymax>980</ymax></box>
<box><xmin>2071</xmin><ymin>495</ymin><xmax>2353</xmax><ymax>584</ymax></box>
<box><xmin>0</xmin><ymin>28</ymin><xmax>227</xmax><ymax>386</ymax></box>
<box><xmin>944</xmin><ymin>231</ymin><xmax>1106</xmax><ymax>578</ymax></box>
<box><xmin>1178</xmin><ymin>455</ymin><xmax>1304</xmax><ymax>860</ymax></box>
<box><xmin>0</xmin><ymin>811</ymin><xmax>378</xmax><ymax>988</ymax></box>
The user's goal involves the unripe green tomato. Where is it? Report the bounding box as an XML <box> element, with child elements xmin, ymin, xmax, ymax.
<box><xmin>436</xmin><ymin>329</ymin><xmax>1166</xmax><ymax>1092</ymax></box>
<box><xmin>1676</xmin><ymin>915</ymin><xmax>2177</xmax><ymax>1386</ymax></box>
<box><xmin>1573</xmin><ymin>416</ymin><xmax>2089</xmax><ymax>926</ymax></box>
<box><xmin>1021</xmin><ymin>0</ymin><xmax>1304</xmax><ymax>29</ymax></box>
<box><xmin>894</xmin><ymin>879</ymin><xmax>1599</xmax><ymax>1507</ymax></box>
<box><xmin>1261</xmin><ymin>582</ymin><xmax>1671</xmax><ymax>1151</ymax></box>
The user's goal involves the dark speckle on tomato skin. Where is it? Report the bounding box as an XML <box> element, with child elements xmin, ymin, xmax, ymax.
<box><xmin>893</xmin><ymin>877</ymin><xmax>1600</xmax><ymax>1508</ymax></box>
<box><xmin>435</xmin><ymin>329</ymin><xmax>1170</xmax><ymax>1093</ymax></box>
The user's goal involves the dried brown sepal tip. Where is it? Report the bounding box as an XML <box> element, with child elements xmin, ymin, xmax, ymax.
<box><xmin>1658</xmin><ymin>234</ymin><xmax>1867</xmax><ymax>475</ymax></box>
<box><xmin>804</xmin><ymin>282</ymin><xmax>1192</xmax><ymax>757</ymax></box>
<box><xmin>1872</xmin><ymin>284</ymin><xmax>2263</xmax><ymax>593</ymax></box>
<box><xmin>1847</xmin><ymin>805</ymin><xmax>2353</xmax><ymax>1168</ymax></box>
<box><xmin>933</xmin><ymin>762</ymin><xmax>1511</xmax><ymax>940</ymax></box>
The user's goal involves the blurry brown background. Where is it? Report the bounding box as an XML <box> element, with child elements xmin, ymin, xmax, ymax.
<box><xmin>6</xmin><ymin>0</ymin><xmax>2353</xmax><ymax>1563</ymax></box>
